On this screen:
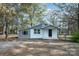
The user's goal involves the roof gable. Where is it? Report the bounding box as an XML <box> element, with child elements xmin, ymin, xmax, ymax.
<box><xmin>28</xmin><ymin>23</ymin><xmax>59</xmax><ymax>29</ymax></box>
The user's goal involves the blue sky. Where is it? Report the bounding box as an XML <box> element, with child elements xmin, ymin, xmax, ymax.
<box><xmin>43</xmin><ymin>3</ymin><xmax>62</xmax><ymax>24</ymax></box>
<box><xmin>47</xmin><ymin>3</ymin><xmax>60</xmax><ymax>10</ymax></box>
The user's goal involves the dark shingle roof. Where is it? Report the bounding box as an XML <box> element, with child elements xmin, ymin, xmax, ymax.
<box><xmin>28</xmin><ymin>23</ymin><xmax>60</xmax><ymax>29</ymax></box>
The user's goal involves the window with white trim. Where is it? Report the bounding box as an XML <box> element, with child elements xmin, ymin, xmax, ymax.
<box><xmin>34</xmin><ymin>29</ymin><xmax>40</xmax><ymax>34</ymax></box>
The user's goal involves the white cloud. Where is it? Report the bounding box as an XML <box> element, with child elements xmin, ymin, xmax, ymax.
<box><xmin>43</xmin><ymin>8</ymin><xmax>52</xmax><ymax>15</ymax></box>
<box><xmin>47</xmin><ymin>8</ymin><xmax>51</xmax><ymax>11</ymax></box>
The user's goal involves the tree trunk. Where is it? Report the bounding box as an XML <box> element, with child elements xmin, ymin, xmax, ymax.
<box><xmin>29</xmin><ymin>15</ymin><xmax>32</xmax><ymax>27</ymax></box>
<box><xmin>5</xmin><ymin>16</ymin><xmax>8</xmax><ymax>39</ymax></box>
<box><xmin>78</xmin><ymin>4</ymin><xmax>79</xmax><ymax>30</ymax></box>
<box><xmin>15</xmin><ymin>16</ymin><xmax>18</xmax><ymax>34</ymax></box>
<box><xmin>3</xmin><ymin>15</ymin><xmax>8</xmax><ymax>39</ymax></box>
<box><xmin>5</xmin><ymin>20</ymin><xmax>8</xmax><ymax>39</ymax></box>
<box><xmin>3</xmin><ymin>15</ymin><xmax>6</xmax><ymax>35</ymax></box>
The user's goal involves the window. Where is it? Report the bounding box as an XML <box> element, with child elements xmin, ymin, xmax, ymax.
<box><xmin>38</xmin><ymin>29</ymin><xmax>40</xmax><ymax>34</ymax></box>
<box><xmin>34</xmin><ymin>29</ymin><xmax>37</xmax><ymax>34</ymax></box>
<box><xmin>34</xmin><ymin>29</ymin><xmax>40</xmax><ymax>34</ymax></box>
<box><xmin>22</xmin><ymin>30</ymin><xmax>28</xmax><ymax>35</ymax></box>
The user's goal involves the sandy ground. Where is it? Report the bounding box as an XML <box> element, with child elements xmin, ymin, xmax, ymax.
<box><xmin>0</xmin><ymin>39</ymin><xmax>79</xmax><ymax>56</ymax></box>
<box><xmin>0</xmin><ymin>34</ymin><xmax>17</xmax><ymax>39</ymax></box>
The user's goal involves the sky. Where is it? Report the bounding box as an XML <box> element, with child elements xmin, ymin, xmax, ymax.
<box><xmin>42</xmin><ymin>3</ymin><xmax>62</xmax><ymax>24</ymax></box>
<box><xmin>47</xmin><ymin>3</ymin><xmax>60</xmax><ymax>10</ymax></box>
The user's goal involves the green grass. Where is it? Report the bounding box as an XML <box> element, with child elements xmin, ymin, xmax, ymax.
<box><xmin>70</xmin><ymin>31</ymin><xmax>79</xmax><ymax>43</ymax></box>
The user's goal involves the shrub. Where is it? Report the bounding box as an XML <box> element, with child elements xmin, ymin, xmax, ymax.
<box><xmin>70</xmin><ymin>31</ymin><xmax>79</xmax><ymax>43</ymax></box>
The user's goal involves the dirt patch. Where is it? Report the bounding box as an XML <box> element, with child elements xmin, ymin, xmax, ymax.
<box><xmin>0</xmin><ymin>40</ymin><xmax>78</xmax><ymax>56</ymax></box>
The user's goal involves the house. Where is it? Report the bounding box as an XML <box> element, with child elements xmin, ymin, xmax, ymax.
<box><xmin>18</xmin><ymin>23</ymin><xmax>59</xmax><ymax>39</ymax></box>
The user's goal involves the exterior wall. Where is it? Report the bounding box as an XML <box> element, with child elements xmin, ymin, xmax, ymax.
<box><xmin>18</xmin><ymin>28</ymin><xmax>58</xmax><ymax>39</ymax></box>
<box><xmin>42</xmin><ymin>29</ymin><xmax>58</xmax><ymax>39</ymax></box>
<box><xmin>30</xmin><ymin>29</ymin><xmax>58</xmax><ymax>39</ymax></box>
<box><xmin>18</xmin><ymin>30</ymin><xmax>30</xmax><ymax>39</ymax></box>
<box><xmin>30</xmin><ymin>29</ymin><xmax>43</xmax><ymax>38</ymax></box>
<box><xmin>52</xmin><ymin>29</ymin><xmax>58</xmax><ymax>39</ymax></box>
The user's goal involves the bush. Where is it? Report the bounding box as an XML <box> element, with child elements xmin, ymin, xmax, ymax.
<box><xmin>70</xmin><ymin>31</ymin><xmax>79</xmax><ymax>43</ymax></box>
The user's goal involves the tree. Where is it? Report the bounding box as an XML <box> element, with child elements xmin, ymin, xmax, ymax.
<box><xmin>78</xmin><ymin>4</ymin><xmax>79</xmax><ymax>30</ymax></box>
<box><xmin>20</xmin><ymin>3</ymin><xmax>46</xmax><ymax>27</ymax></box>
<box><xmin>45</xmin><ymin>9</ymin><xmax>61</xmax><ymax>26</ymax></box>
<box><xmin>54</xmin><ymin>3</ymin><xmax>78</xmax><ymax>34</ymax></box>
<box><xmin>0</xmin><ymin>3</ymin><xmax>46</xmax><ymax>38</ymax></box>
<box><xmin>0</xmin><ymin>4</ymin><xmax>17</xmax><ymax>39</ymax></box>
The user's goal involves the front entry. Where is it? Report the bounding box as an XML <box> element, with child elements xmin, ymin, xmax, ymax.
<box><xmin>48</xmin><ymin>29</ymin><xmax>52</xmax><ymax>37</ymax></box>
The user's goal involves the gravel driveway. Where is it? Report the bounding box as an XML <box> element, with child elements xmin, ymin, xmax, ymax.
<box><xmin>0</xmin><ymin>39</ymin><xmax>79</xmax><ymax>56</ymax></box>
